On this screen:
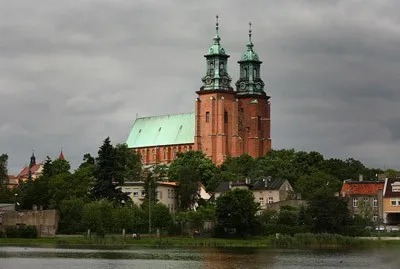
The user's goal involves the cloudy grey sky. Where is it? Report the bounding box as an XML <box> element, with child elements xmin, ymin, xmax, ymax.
<box><xmin>1</xmin><ymin>0</ymin><xmax>400</xmax><ymax>174</ymax></box>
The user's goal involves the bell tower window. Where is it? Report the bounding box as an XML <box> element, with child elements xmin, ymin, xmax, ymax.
<box><xmin>206</xmin><ymin>112</ymin><xmax>210</xmax><ymax>123</ymax></box>
<box><xmin>224</xmin><ymin>111</ymin><xmax>228</xmax><ymax>124</ymax></box>
<box><xmin>253</xmin><ymin>68</ymin><xmax>258</xmax><ymax>78</ymax></box>
<box><xmin>209</xmin><ymin>62</ymin><xmax>214</xmax><ymax>74</ymax></box>
<box><xmin>244</xmin><ymin>67</ymin><xmax>248</xmax><ymax>78</ymax></box>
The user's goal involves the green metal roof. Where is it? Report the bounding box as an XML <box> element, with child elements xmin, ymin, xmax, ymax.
<box><xmin>126</xmin><ymin>113</ymin><xmax>195</xmax><ymax>148</ymax></box>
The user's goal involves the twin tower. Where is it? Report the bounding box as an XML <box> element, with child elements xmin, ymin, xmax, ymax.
<box><xmin>194</xmin><ymin>17</ymin><xmax>271</xmax><ymax>164</ymax></box>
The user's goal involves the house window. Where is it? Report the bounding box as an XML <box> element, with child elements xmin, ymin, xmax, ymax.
<box><xmin>373</xmin><ymin>198</ymin><xmax>378</xmax><ymax>208</ymax></box>
<box><xmin>141</xmin><ymin>190</ymin><xmax>146</xmax><ymax>197</ymax></box>
<box><xmin>168</xmin><ymin>189</ymin><xmax>171</xmax><ymax>198</ymax></box>
<box><xmin>268</xmin><ymin>197</ymin><xmax>274</xmax><ymax>204</ymax></box>
<box><xmin>224</xmin><ymin>111</ymin><xmax>228</xmax><ymax>124</ymax></box>
<box><xmin>363</xmin><ymin>197</ymin><xmax>369</xmax><ymax>205</ymax></box>
<box><xmin>206</xmin><ymin>112</ymin><xmax>210</xmax><ymax>123</ymax></box>
<box><xmin>390</xmin><ymin>199</ymin><xmax>400</xmax><ymax>206</ymax></box>
<box><xmin>133</xmin><ymin>191</ymin><xmax>139</xmax><ymax>197</ymax></box>
<box><xmin>373</xmin><ymin>215</ymin><xmax>378</xmax><ymax>222</ymax></box>
<box><xmin>259</xmin><ymin>197</ymin><xmax>264</xmax><ymax>206</ymax></box>
<box><xmin>353</xmin><ymin>198</ymin><xmax>358</xmax><ymax>208</ymax></box>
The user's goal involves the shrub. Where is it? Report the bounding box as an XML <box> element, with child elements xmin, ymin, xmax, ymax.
<box><xmin>5</xmin><ymin>225</ymin><xmax>37</xmax><ymax>238</ymax></box>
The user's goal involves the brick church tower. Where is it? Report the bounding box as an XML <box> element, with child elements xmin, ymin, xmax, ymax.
<box><xmin>194</xmin><ymin>18</ymin><xmax>271</xmax><ymax>165</ymax></box>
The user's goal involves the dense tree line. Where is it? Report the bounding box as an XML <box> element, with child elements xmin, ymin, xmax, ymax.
<box><xmin>0</xmin><ymin>141</ymin><xmax>394</xmax><ymax>237</ymax></box>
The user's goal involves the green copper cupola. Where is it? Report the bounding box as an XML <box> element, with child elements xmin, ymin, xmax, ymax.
<box><xmin>201</xmin><ymin>15</ymin><xmax>233</xmax><ymax>91</ymax></box>
<box><xmin>236</xmin><ymin>22</ymin><xmax>266</xmax><ymax>96</ymax></box>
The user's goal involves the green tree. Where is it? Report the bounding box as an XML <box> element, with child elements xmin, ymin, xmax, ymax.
<box><xmin>151</xmin><ymin>203</ymin><xmax>172</xmax><ymax>231</ymax></box>
<box><xmin>306</xmin><ymin>190</ymin><xmax>352</xmax><ymax>234</ymax></box>
<box><xmin>143</xmin><ymin>172</ymin><xmax>158</xmax><ymax>205</ymax></box>
<box><xmin>0</xmin><ymin>154</ymin><xmax>8</xmax><ymax>187</ymax></box>
<box><xmin>58</xmin><ymin>198</ymin><xmax>85</xmax><ymax>234</ymax></box>
<box><xmin>115</xmin><ymin>143</ymin><xmax>142</xmax><ymax>182</ymax></box>
<box><xmin>295</xmin><ymin>171</ymin><xmax>341</xmax><ymax>199</ymax></box>
<box><xmin>82</xmin><ymin>200</ymin><xmax>114</xmax><ymax>237</ymax></box>
<box><xmin>215</xmin><ymin>189</ymin><xmax>259</xmax><ymax>237</ymax></box>
<box><xmin>113</xmin><ymin>206</ymin><xmax>134</xmax><ymax>237</ymax></box>
<box><xmin>220</xmin><ymin>154</ymin><xmax>256</xmax><ymax>180</ymax></box>
<box><xmin>168</xmin><ymin>151</ymin><xmax>216</xmax><ymax>188</ymax></box>
<box><xmin>206</xmin><ymin>170</ymin><xmax>236</xmax><ymax>193</ymax></box>
<box><xmin>175</xmin><ymin>166</ymin><xmax>201</xmax><ymax>210</ymax></box>
<box><xmin>92</xmin><ymin>138</ymin><xmax>140</xmax><ymax>203</ymax></box>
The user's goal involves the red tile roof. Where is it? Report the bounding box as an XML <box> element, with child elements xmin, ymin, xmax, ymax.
<box><xmin>17</xmin><ymin>162</ymin><xmax>43</xmax><ymax>179</ymax></box>
<box><xmin>340</xmin><ymin>181</ymin><xmax>384</xmax><ymax>196</ymax></box>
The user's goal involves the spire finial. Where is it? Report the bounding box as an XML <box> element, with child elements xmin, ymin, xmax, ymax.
<box><xmin>216</xmin><ymin>15</ymin><xmax>219</xmax><ymax>36</ymax></box>
<box><xmin>247</xmin><ymin>21</ymin><xmax>254</xmax><ymax>48</ymax></box>
<box><xmin>248</xmin><ymin>21</ymin><xmax>252</xmax><ymax>43</ymax></box>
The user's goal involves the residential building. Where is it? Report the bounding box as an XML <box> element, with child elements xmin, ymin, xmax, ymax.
<box><xmin>126</xmin><ymin>18</ymin><xmax>271</xmax><ymax>166</ymax></box>
<box><xmin>121</xmin><ymin>181</ymin><xmax>210</xmax><ymax>213</ymax></box>
<box><xmin>121</xmin><ymin>181</ymin><xmax>179</xmax><ymax>213</ymax></box>
<box><xmin>340</xmin><ymin>179</ymin><xmax>384</xmax><ymax>222</ymax></box>
<box><xmin>383</xmin><ymin>178</ymin><xmax>400</xmax><ymax>225</ymax></box>
<box><xmin>214</xmin><ymin>177</ymin><xmax>293</xmax><ymax>209</ymax></box>
<box><xmin>7</xmin><ymin>175</ymin><xmax>18</xmax><ymax>189</ymax></box>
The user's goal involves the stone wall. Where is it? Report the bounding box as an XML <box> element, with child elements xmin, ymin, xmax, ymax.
<box><xmin>0</xmin><ymin>209</ymin><xmax>59</xmax><ymax>237</ymax></box>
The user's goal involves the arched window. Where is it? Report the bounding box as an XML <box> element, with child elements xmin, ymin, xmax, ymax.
<box><xmin>205</xmin><ymin>111</ymin><xmax>210</xmax><ymax>123</ymax></box>
<box><xmin>152</xmin><ymin>149</ymin><xmax>156</xmax><ymax>162</ymax></box>
<box><xmin>142</xmin><ymin>150</ymin><xmax>146</xmax><ymax>162</ymax></box>
<box><xmin>209</xmin><ymin>62</ymin><xmax>214</xmax><ymax>74</ymax></box>
<box><xmin>244</xmin><ymin>67</ymin><xmax>248</xmax><ymax>78</ymax></box>
<box><xmin>220</xmin><ymin>62</ymin><xmax>224</xmax><ymax>73</ymax></box>
<box><xmin>224</xmin><ymin>111</ymin><xmax>228</xmax><ymax>124</ymax></box>
<box><xmin>253</xmin><ymin>68</ymin><xmax>257</xmax><ymax>78</ymax></box>
<box><xmin>163</xmin><ymin>149</ymin><xmax>167</xmax><ymax>160</ymax></box>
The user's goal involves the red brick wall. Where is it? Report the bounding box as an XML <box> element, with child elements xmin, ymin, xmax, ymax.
<box><xmin>134</xmin><ymin>144</ymin><xmax>193</xmax><ymax>165</ymax></box>
<box><xmin>238</xmin><ymin>96</ymin><xmax>271</xmax><ymax>157</ymax></box>
<box><xmin>194</xmin><ymin>91</ymin><xmax>243</xmax><ymax>165</ymax></box>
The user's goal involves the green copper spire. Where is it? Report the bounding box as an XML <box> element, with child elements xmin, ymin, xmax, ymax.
<box><xmin>201</xmin><ymin>15</ymin><xmax>232</xmax><ymax>92</ymax></box>
<box><xmin>236</xmin><ymin>22</ymin><xmax>265</xmax><ymax>96</ymax></box>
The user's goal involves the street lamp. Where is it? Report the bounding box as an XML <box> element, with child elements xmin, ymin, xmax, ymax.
<box><xmin>14</xmin><ymin>193</ymin><xmax>18</xmax><ymax>211</ymax></box>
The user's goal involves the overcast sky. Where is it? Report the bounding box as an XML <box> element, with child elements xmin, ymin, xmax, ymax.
<box><xmin>1</xmin><ymin>0</ymin><xmax>400</xmax><ymax>174</ymax></box>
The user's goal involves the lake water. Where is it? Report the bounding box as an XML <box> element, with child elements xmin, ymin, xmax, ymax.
<box><xmin>1</xmin><ymin>246</ymin><xmax>400</xmax><ymax>269</ymax></box>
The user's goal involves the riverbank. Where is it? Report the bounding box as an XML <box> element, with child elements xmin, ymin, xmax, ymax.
<box><xmin>2</xmin><ymin>233</ymin><xmax>398</xmax><ymax>249</ymax></box>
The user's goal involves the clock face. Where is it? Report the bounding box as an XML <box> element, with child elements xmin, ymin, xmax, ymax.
<box><xmin>222</xmin><ymin>76</ymin><xmax>229</xmax><ymax>85</ymax></box>
<box><xmin>240</xmin><ymin>82</ymin><xmax>246</xmax><ymax>90</ymax></box>
<box><xmin>205</xmin><ymin>76</ymin><xmax>212</xmax><ymax>85</ymax></box>
<box><xmin>256</xmin><ymin>83</ymin><xmax>262</xmax><ymax>90</ymax></box>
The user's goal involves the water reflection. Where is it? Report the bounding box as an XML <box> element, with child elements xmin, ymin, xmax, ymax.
<box><xmin>1</xmin><ymin>246</ymin><xmax>400</xmax><ymax>269</ymax></box>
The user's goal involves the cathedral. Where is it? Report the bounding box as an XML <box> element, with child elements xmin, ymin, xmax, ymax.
<box><xmin>126</xmin><ymin>17</ymin><xmax>271</xmax><ymax>166</ymax></box>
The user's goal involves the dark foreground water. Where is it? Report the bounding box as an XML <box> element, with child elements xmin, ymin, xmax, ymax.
<box><xmin>1</xmin><ymin>246</ymin><xmax>400</xmax><ymax>269</ymax></box>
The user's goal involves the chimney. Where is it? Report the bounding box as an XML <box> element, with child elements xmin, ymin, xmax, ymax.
<box><xmin>359</xmin><ymin>174</ymin><xmax>363</xmax><ymax>182</ymax></box>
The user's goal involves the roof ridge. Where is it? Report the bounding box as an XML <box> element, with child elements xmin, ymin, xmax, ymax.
<box><xmin>136</xmin><ymin>112</ymin><xmax>194</xmax><ymax>120</ymax></box>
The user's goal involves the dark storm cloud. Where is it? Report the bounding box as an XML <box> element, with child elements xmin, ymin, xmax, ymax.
<box><xmin>1</xmin><ymin>0</ymin><xmax>399</xmax><ymax>173</ymax></box>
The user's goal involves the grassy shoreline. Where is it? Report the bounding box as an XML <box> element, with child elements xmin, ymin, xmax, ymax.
<box><xmin>2</xmin><ymin>233</ymin><xmax>399</xmax><ymax>249</ymax></box>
